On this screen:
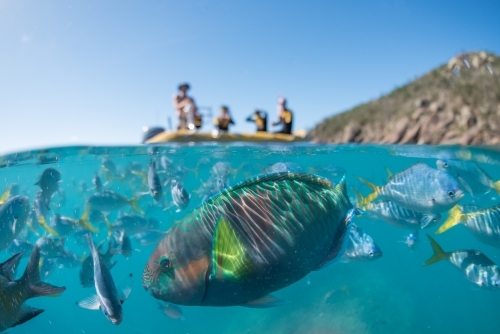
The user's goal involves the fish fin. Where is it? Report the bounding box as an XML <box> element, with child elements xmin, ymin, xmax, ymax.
<box><xmin>129</xmin><ymin>196</ymin><xmax>144</xmax><ymax>215</ymax></box>
<box><xmin>384</xmin><ymin>167</ymin><xmax>393</xmax><ymax>178</ymax></box>
<box><xmin>242</xmin><ymin>294</ymin><xmax>287</xmax><ymax>308</ymax></box>
<box><xmin>420</xmin><ymin>214</ymin><xmax>437</xmax><ymax>229</ymax></box>
<box><xmin>76</xmin><ymin>294</ymin><xmax>101</xmax><ymax>310</ymax></box>
<box><xmin>11</xmin><ymin>306</ymin><xmax>44</xmax><ymax>328</ymax></box>
<box><xmin>212</xmin><ymin>216</ymin><xmax>252</xmax><ymax>281</ymax></box>
<box><xmin>119</xmin><ymin>273</ymin><xmax>134</xmax><ymax>304</ymax></box>
<box><xmin>436</xmin><ymin>205</ymin><xmax>464</xmax><ymax>234</ymax></box>
<box><xmin>423</xmin><ymin>234</ymin><xmax>450</xmax><ymax>266</ymax></box>
<box><xmin>356</xmin><ymin>177</ymin><xmax>379</xmax><ymax>205</ymax></box>
<box><xmin>0</xmin><ymin>187</ymin><xmax>10</xmax><ymax>205</ymax></box>
<box><xmin>0</xmin><ymin>252</ymin><xmax>24</xmax><ymax>281</ymax></box>
<box><xmin>175</xmin><ymin>207</ymin><xmax>181</xmax><ymax>213</ymax></box>
<box><xmin>457</xmin><ymin>176</ymin><xmax>474</xmax><ymax>196</ymax></box>
<box><xmin>21</xmin><ymin>246</ymin><xmax>66</xmax><ymax>298</ymax></box>
<box><xmin>108</xmin><ymin>260</ymin><xmax>118</xmax><ymax>270</ymax></box>
<box><xmin>36</xmin><ymin>215</ymin><xmax>60</xmax><ymax>237</ymax></box>
<box><xmin>104</xmin><ymin>215</ymin><xmax>112</xmax><ymax>239</ymax></box>
<box><xmin>493</xmin><ymin>180</ymin><xmax>500</xmax><ymax>195</ymax></box>
<box><xmin>78</xmin><ymin>207</ymin><xmax>99</xmax><ymax>233</ymax></box>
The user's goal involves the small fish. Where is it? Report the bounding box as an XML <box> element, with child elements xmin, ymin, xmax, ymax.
<box><xmin>148</xmin><ymin>161</ymin><xmax>163</xmax><ymax>202</ymax></box>
<box><xmin>35</xmin><ymin>237</ymin><xmax>66</xmax><ymax>259</ymax></box>
<box><xmin>92</xmin><ymin>172</ymin><xmax>105</xmax><ymax>193</ymax></box>
<box><xmin>112</xmin><ymin>215</ymin><xmax>151</xmax><ymax>235</ymax></box>
<box><xmin>132</xmin><ymin>229</ymin><xmax>167</xmax><ymax>247</ymax></box>
<box><xmin>55</xmin><ymin>251</ymin><xmax>82</xmax><ymax>269</ymax></box>
<box><xmin>342</xmin><ymin>224</ymin><xmax>382</xmax><ymax>262</ymax></box>
<box><xmin>7</xmin><ymin>239</ymin><xmax>34</xmax><ymax>258</ymax></box>
<box><xmin>401</xmin><ymin>230</ymin><xmax>419</xmax><ymax>249</ymax></box>
<box><xmin>33</xmin><ymin>191</ymin><xmax>59</xmax><ymax>236</ymax></box>
<box><xmin>86</xmin><ymin>190</ymin><xmax>143</xmax><ymax>214</ymax></box>
<box><xmin>436</xmin><ymin>205</ymin><xmax>500</xmax><ymax>248</ymax></box>
<box><xmin>79</xmin><ymin>241</ymin><xmax>117</xmax><ymax>288</ymax></box>
<box><xmin>170</xmin><ymin>179</ymin><xmax>190</xmax><ymax>212</ymax></box>
<box><xmin>158</xmin><ymin>302</ymin><xmax>185</xmax><ymax>320</ymax></box>
<box><xmin>50</xmin><ymin>214</ymin><xmax>80</xmax><ymax>238</ymax></box>
<box><xmin>0</xmin><ymin>196</ymin><xmax>30</xmax><ymax>250</ymax></box>
<box><xmin>424</xmin><ymin>234</ymin><xmax>500</xmax><ymax>290</ymax></box>
<box><xmin>0</xmin><ymin>246</ymin><xmax>66</xmax><ymax>332</ymax></box>
<box><xmin>34</xmin><ymin>167</ymin><xmax>61</xmax><ymax>204</ymax></box>
<box><xmin>210</xmin><ymin>162</ymin><xmax>233</xmax><ymax>179</ymax></box>
<box><xmin>436</xmin><ymin>159</ymin><xmax>500</xmax><ymax>196</ymax></box>
<box><xmin>111</xmin><ymin>230</ymin><xmax>133</xmax><ymax>258</ymax></box>
<box><xmin>358</xmin><ymin>163</ymin><xmax>464</xmax><ymax>214</ymax></box>
<box><xmin>76</xmin><ymin>234</ymin><xmax>132</xmax><ymax>325</ymax></box>
<box><xmin>265</xmin><ymin>162</ymin><xmax>303</xmax><ymax>173</ymax></box>
<box><xmin>39</xmin><ymin>257</ymin><xmax>57</xmax><ymax>279</ymax></box>
<box><xmin>354</xmin><ymin>190</ymin><xmax>441</xmax><ymax>229</ymax></box>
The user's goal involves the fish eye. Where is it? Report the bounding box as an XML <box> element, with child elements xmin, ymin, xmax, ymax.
<box><xmin>447</xmin><ymin>190</ymin><xmax>455</xmax><ymax>197</ymax></box>
<box><xmin>103</xmin><ymin>308</ymin><xmax>109</xmax><ymax>316</ymax></box>
<box><xmin>443</xmin><ymin>162</ymin><xmax>448</xmax><ymax>168</ymax></box>
<box><xmin>159</xmin><ymin>256</ymin><xmax>171</xmax><ymax>269</ymax></box>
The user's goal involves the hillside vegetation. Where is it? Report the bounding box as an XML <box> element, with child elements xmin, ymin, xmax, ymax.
<box><xmin>310</xmin><ymin>52</ymin><xmax>500</xmax><ymax>145</ymax></box>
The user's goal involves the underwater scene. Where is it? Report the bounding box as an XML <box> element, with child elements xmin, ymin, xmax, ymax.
<box><xmin>1</xmin><ymin>143</ymin><xmax>500</xmax><ymax>334</ymax></box>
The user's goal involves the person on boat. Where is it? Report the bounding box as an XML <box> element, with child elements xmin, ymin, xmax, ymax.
<box><xmin>246</xmin><ymin>110</ymin><xmax>268</xmax><ymax>132</ymax></box>
<box><xmin>173</xmin><ymin>83</ymin><xmax>200</xmax><ymax>130</ymax></box>
<box><xmin>272</xmin><ymin>97</ymin><xmax>293</xmax><ymax>134</ymax></box>
<box><xmin>213</xmin><ymin>106</ymin><xmax>235</xmax><ymax>132</ymax></box>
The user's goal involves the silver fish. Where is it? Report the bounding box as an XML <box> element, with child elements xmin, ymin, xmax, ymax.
<box><xmin>112</xmin><ymin>230</ymin><xmax>133</xmax><ymax>258</ymax></box>
<box><xmin>112</xmin><ymin>215</ymin><xmax>150</xmax><ymax>235</ymax></box>
<box><xmin>0</xmin><ymin>196</ymin><xmax>30</xmax><ymax>250</ymax></box>
<box><xmin>424</xmin><ymin>235</ymin><xmax>500</xmax><ymax>290</ymax></box>
<box><xmin>132</xmin><ymin>229</ymin><xmax>167</xmax><ymax>247</ymax></box>
<box><xmin>148</xmin><ymin>161</ymin><xmax>163</xmax><ymax>202</ymax></box>
<box><xmin>359</xmin><ymin>163</ymin><xmax>464</xmax><ymax>214</ymax></box>
<box><xmin>79</xmin><ymin>241</ymin><xmax>117</xmax><ymax>288</ymax></box>
<box><xmin>342</xmin><ymin>224</ymin><xmax>382</xmax><ymax>262</ymax></box>
<box><xmin>35</xmin><ymin>237</ymin><xmax>66</xmax><ymax>259</ymax></box>
<box><xmin>34</xmin><ymin>167</ymin><xmax>61</xmax><ymax>204</ymax></box>
<box><xmin>76</xmin><ymin>234</ymin><xmax>132</xmax><ymax>325</ymax></box>
<box><xmin>170</xmin><ymin>179</ymin><xmax>190</xmax><ymax>212</ymax></box>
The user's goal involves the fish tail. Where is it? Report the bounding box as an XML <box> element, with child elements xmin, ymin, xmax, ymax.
<box><xmin>36</xmin><ymin>215</ymin><xmax>60</xmax><ymax>238</ymax></box>
<box><xmin>22</xmin><ymin>246</ymin><xmax>66</xmax><ymax>298</ymax></box>
<box><xmin>78</xmin><ymin>206</ymin><xmax>99</xmax><ymax>233</ymax></box>
<box><xmin>435</xmin><ymin>205</ymin><xmax>463</xmax><ymax>234</ymax></box>
<box><xmin>351</xmin><ymin>188</ymin><xmax>368</xmax><ymax>209</ymax></box>
<box><xmin>423</xmin><ymin>234</ymin><xmax>450</xmax><ymax>266</ymax></box>
<box><xmin>356</xmin><ymin>177</ymin><xmax>379</xmax><ymax>205</ymax></box>
<box><xmin>129</xmin><ymin>196</ymin><xmax>144</xmax><ymax>215</ymax></box>
<box><xmin>493</xmin><ymin>180</ymin><xmax>500</xmax><ymax>195</ymax></box>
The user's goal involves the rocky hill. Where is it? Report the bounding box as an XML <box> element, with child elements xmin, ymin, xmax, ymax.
<box><xmin>310</xmin><ymin>51</ymin><xmax>500</xmax><ymax>145</ymax></box>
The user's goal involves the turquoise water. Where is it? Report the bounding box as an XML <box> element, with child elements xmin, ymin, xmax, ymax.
<box><xmin>2</xmin><ymin>143</ymin><xmax>500</xmax><ymax>334</ymax></box>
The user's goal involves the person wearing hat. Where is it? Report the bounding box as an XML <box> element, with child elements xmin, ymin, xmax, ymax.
<box><xmin>173</xmin><ymin>83</ymin><xmax>200</xmax><ymax>130</ymax></box>
<box><xmin>272</xmin><ymin>97</ymin><xmax>293</xmax><ymax>134</ymax></box>
<box><xmin>246</xmin><ymin>110</ymin><xmax>268</xmax><ymax>132</ymax></box>
<box><xmin>213</xmin><ymin>106</ymin><xmax>235</xmax><ymax>132</ymax></box>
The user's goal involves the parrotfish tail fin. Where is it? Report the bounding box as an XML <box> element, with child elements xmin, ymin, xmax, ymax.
<box><xmin>423</xmin><ymin>234</ymin><xmax>450</xmax><ymax>266</ymax></box>
<box><xmin>129</xmin><ymin>196</ymin><xmax>144</xmax><ymax>215</ymax></box>
<box><xmin>493</xmin><ymin>180</ymin><xmax>500</xmax><ymax>195</ymax></box>
<box><xmin>356</xmin><ymin>177</ymin><xmax>379</xmax><ymax>205</ymax></box>
<box><xmin>21</xmin><ymin>246</ymin><xmax>66</xmax><ymax>299</ymax></box>
<box><xmin>212</xmin><ymin>216</ymin><xmax>252</xmax><ymax>281</ymax></box>
<box><xmin>36</xmin><ymin>214</ymin><xmax>60</xmax><ymax>238</ymax></box>
<box><xmin>242</xmin><ymin>294</ymin><xmax>288</xmax><ymax>308</ymax></box>
<box><xmin>435</xmin><ymin>205</ymin><xmax>463</xmax><ymax>234</ymax></box>
<box><xmin>384</xmin><ymin>167</ymin><xmax>393</xmax><ymax>179</ymax></box>
<box><xmin>78</xmin><ymin>207</ymin><xmax>99</xmax><ymax>233</ymax></box>
<box><xmin>0</xmin><ymin>252</ymin><xmax>24</xmax><ymax>281</ymax></box>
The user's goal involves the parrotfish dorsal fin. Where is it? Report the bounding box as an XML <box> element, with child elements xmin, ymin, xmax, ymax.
<box><xmin>211</xmin><ymin>216</ymin><xmax>252</xmax><ymax>281</ymax></box>
<box><xmin>206</xmin><ymin>172</ymin><xmax>333</xmax><ymax>202</ymax></box>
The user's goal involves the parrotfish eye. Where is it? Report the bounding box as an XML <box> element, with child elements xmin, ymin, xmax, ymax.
<box><xmin>159</xmin><ymin>256</ymin><xmax>172</xmax><ymax>270</ymax></box>
<box><xmin>447</xmin><ymin>190</ymin><xmax>455</xmax><ymax>198</ymax></box>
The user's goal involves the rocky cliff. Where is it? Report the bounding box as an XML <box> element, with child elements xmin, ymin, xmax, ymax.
<box><xmin>310</xmin><ymin>52</ymin><xmax>500</xmax><ymax>145</ymax></box>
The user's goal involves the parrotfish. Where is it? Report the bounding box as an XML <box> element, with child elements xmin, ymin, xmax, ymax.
<box><xmin>143</xmin><ymin>172</ymin><xmax>355</xmax><ymax>307</ymax></box>
<box><xmin>436</xmin><ymin>159</ymin><xmax>500</xmax><ymax>196</ymax></box>
<box><xmin>341</xmin><ymin>224</ymin><xmax>382</xmax><ymax>262</ymax></box>
<box><xmin>0</xmin><ymin>246</ymin><xmax>66</xmax><ymax>332</ymax></box>
<box><xmin>0</xmin><ymin>196</ymin><xmax>30</xmax><ymax>250</ymax></box>
<box><xmin>358</xmin><ymin>163</ymin><xmax>464</xmax><ymax>214</ymax></box>
<box><xmin>436</xmin><ymin>204</ymin><xmax>500</xmax><ymax>248</ymax></box>
<box><xmin>424</xmin><ymin>235</ymin><xmax>500</xmax><ymax>290</ymax></box>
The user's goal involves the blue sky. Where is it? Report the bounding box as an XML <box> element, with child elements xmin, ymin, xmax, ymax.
<box><xmin>1</xmin><ymin>0</ymin><xmax>499</xmax><ymax>153</ymax></box>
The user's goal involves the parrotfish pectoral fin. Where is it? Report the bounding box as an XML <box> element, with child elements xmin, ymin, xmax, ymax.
<box><xmin>356</xmin><ymin>177</ymin><xmax>379</xmax><ymax>205</ymax></box>
<box><xmin>242</xmin><ymin>294</ymin><xmax>287</xmax><ymax>308</ymax></box>
<box><xmin>212</xmin><ymin>216</ymin><xmax>252</xmax><ymax>281</ymax></box>
<box><xmin>129</xmin><ymin>196</ymin><xmax>144</xmax><ymax>215</ymax></box>
<box><xmin>435</xmin><ymin>205</ymin><xmax>464</xmax><ymax>234</ymax></box>
<box><xmin>12</xmin><ymin>306</ymin><xmax>44</xmax><ymax>328</ymax></box>
<box><xmin>423</xmin><ymin>234</ymin><xmax>450</xmax><ymax>266</ymax></box>
<box><xmin>76</xmin><ymin>294</ymin><xmax>101</xmax><ymax>310</ymax></box>
<box><xmin>493</xmin><ymin>180</ymin><xmax>500</xmax><ymax>195</ymax></box>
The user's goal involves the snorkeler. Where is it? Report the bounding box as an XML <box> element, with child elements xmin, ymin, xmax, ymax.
<box><xmin>213</xmin><ymin>106</ymin><xmax>235</xmax><ymax>132</ymax></box>
<box><xmin>172</xmin><ymin>83</ymin><xmax>200</xmax><ymax>130</ymax></box>
<box><xmin>272</xmin><ymin>97</ymin><xmax>293</xmax><ymax>135</ymax></box>
<box><xmin>246</xmin><ymin>110</ymin><xmax>268</xmax><ymax>132</ymax></box>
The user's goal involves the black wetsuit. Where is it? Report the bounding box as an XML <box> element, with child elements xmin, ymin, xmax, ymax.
<box><xmin>275</xmin><ymin>109</ymin><xmax>293</xmax><ymax>134</ymax></box>
<box><xmin>215</xmin><ymin>117</ymin><xmax>234</xmax><ymax>131</ymax></box>
<box><xmin>246</xmin><ymin>112</ymin><xmax>267</xmax><ymax>132</ymax></box>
